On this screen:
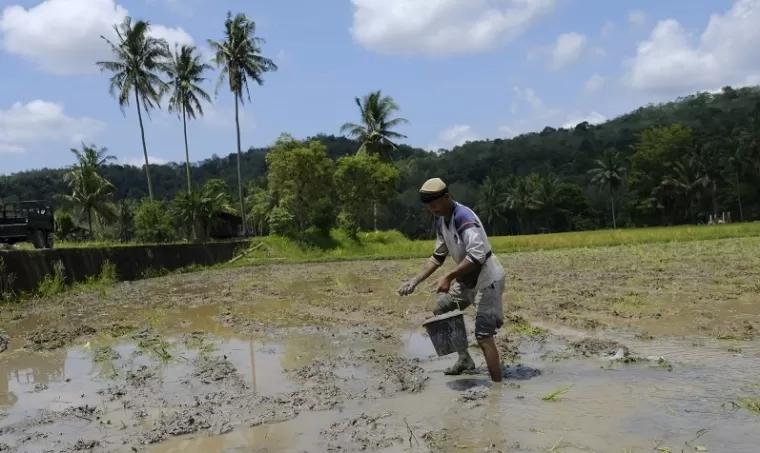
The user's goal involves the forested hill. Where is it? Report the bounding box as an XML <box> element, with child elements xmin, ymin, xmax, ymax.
<box><xmin>3</xmin><ymin>85</ymin><xmax>760</xmax><ymax>239</ymax></box>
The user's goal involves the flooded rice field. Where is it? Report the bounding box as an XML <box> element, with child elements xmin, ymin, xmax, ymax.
<box><xmin>2</xmin><ymin>238</ymin><xmax>760</xmax><ymax>452</ymax></box>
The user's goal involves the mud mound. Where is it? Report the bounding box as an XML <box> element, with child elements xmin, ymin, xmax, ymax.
<box><xmin>192</xmin><ymin>356</ymin><xmax>246</xmax><ymax>387</ymax></box>
<box><xmin>348</xmin><ymin>326</ymin><xmax>396</xmax><ymax>342</ymax></box>
<box><xmin>143</xmin><ymin>406</ymin><xmax>230</xmax><ymax>444</ymax></box>
<box><xmin>570</xmin><ymin>338</ymin><xmax>626</xmax><ymax>357</ymax></box>
<box><xmin>321</xmin><ymin>412</ymin><xmax>404</xmax><ymax>451</ymax></box>
<box><xmin>101</xmin><ymin>321</ymin><xmax>137</xmax><ymax>338</ymax></box>
<box><xmin>180</xmin><ymin>331</ymin><xmax>207</xmax><ymax>348</ymax></box>
<box><xmin>64</xmin><ymin>439</ymin><xmax>99</xmax><ymax>452</ymax></box>
<box><xmin>423</xmin><ymin>428</ymin><xmax>453</xmax><ymax>452</ymax></box>
<box><xmin>496</xmin><ymin>335</ymin><xmax>520</xmax><ymax>363</ymax></box>
<box><xmin>457</xmin><ymin>385</ymin><xmax>489</xmax><ymax>402</ymax></box>
<box><xmin>25</xmin><ymin>325</ymin><xmax>96</xmax><ymax>351</ymax></box>
<box><xmin>97</xmin><ymin>385</ymin><xmax>127</xmax><ymax>401</ymax></box>
<box><xmin>288</xmin><ymin>360</ymin><xmax>341</xmax><ymax>384</ymax></box>
<box><xmin>214</xmin><ymin>310</ymin><xmax>260</xmax><ymax>332</ymax></box>
<box><xmin>92</xmin><ymin>346</ymin><xmax>120</xmax><ymax>362</ymax></box>
<box><xmin>360</xmin><ymin>350</ymin><xmax>428</xmax><ymax>396</ymax></box>
<box><xmin>272</xmin><ymin>384</ymin><xmax>343</xmax><ymax>411</ymax></box>
<box><xmin>125</xmin><ymin>365</ymin><xmax>157</xmax><ymax>387</ymax></box>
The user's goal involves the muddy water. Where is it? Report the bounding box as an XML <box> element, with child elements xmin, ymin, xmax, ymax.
<box><xmin>1</xmin><ymin>305</ymin><xmax>759</xmax><ymax>453</ymax></box>
<box><xmin>146</xmin><ymin>336</ymin><xmax>760</xmax><ymax>453</ymax></box>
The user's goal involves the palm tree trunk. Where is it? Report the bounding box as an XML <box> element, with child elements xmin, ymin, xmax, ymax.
<box><xmin>711</xmin><ymin>181</ymin><xmax>718</xmax><ymax>219</ymax></box>
<box><xmin>87</xmin><ymin>207</ymin><xmax>93</xmax><ymax>240</ymax></box>
<box><xmin>134</xmin><ymin>89</ymin><xmax>154</xmax><ymax>201</ymax></box>
<box><xmin>183</xmin><ymin>105</ymin><xmax>191</xmax><ymax>194</ymax></box>
<box><xmin>373</xmin><ymin>201</ymin><xmax>378</xmax><ymax>232</ymax></box>
<box><xmin>609</xmin><ymin>186</ymin><xmax>617</xmax><ymax>229</ymax></box>
<box><xmin>736</xmin><ymin>172</ymin><xmax>744</xmax><ymax>221</ymax></box>
<box><xmin>234</xmin><ymin>92</ymin><xmax>247</xmax><ymax>236</ymax></box>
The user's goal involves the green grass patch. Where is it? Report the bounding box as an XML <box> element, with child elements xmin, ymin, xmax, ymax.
<box><xmin>238</xmin><ymin>223</ymin><xmax>760</xmax><ymax>264</ymax></box>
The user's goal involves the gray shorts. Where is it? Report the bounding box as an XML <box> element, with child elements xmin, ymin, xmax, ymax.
<box><xmin>434</xmin><ymin>277</ymin><xmax>506</xmax><ymax>340</ymax></box>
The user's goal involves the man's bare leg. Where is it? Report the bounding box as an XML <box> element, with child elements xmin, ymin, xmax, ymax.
<box><xmin>478</xmin><ymin>337</ymin><xmax>502</xmax><ymax>382</ymax></box>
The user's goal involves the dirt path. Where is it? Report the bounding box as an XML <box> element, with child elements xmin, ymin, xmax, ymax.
<box><xmin>2</xmin><ymin>238</ymin><xmax>760</xmax><ymax>452</ymax></box>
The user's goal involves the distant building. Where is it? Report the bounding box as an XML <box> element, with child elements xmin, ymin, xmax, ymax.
<box><xmin>209</xmin><ymin>210</ymin><xmax>243</xmax><ymax>239</ymax></box>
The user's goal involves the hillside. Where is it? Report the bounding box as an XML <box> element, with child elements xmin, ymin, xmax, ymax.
<box><xmin>2</xmin><ymin>85</ymin><xmax>760</xmax><ymax>239</ymax></box>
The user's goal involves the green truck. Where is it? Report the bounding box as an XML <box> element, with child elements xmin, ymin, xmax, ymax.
<box><xmin>0</xmin><ymin>200</ymin><xmax>55</xmax><ymax>249</ymax></box>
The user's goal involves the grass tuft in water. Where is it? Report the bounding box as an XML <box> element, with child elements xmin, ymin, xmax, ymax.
<box><xmin>542</xmin><ymin>385</ymin><xmax>572</xmax><ymax>402</ymax></box>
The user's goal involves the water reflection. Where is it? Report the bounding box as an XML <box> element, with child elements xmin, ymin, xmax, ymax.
<box><xmin>0</xmin><ymin>347</ymin><xmax>66</xmax><ymax>408</ymax></box>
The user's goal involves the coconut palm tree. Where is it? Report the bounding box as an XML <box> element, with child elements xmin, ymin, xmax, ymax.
<box><xmin>208</xmin><ymin>11</ymin><xmax>278</xmax><ymax>234</ymax></box>
<box><xmin>724</xmin><ymin>143</ymin><xmax>746</xmax><ymax>221</ymax></box>
<box><xmin>588</xmin><ymin>149</ymin><xmax>627</xmax><ymax>228</ymax></box>
<box><xmin>173</xmin><ymin>179</ymin><xmax>234</xmax><ymax>241</ymax></box>
<box><xmin>475</xmin><ymin>176</ymin><xmax>505</xmax><ymax>235</ymax></box>
<box><xmin>340</xmin><ymin>90</ymin><xmax>409</xmax><ymax>162</ymax></box>
<box><xmin>165</xmin><ymin>44</ymin><xmax>213</xmax><ymax>194</ymax></box>
<box><xmin>340</xmin><ymin>90</ymin><xmax>408</xmax><ymax>230</ymax></box>
<box><xmin>505</xmin><ymin>176</ymin><xmax>536</xmax><ymax>234</ymax></box>
<box><xmin>59</xmin><ymin>144</ymin><xmax>118</xmax><ymax>237</ymax></box>
<box><xmin>664</xmin><ymin>154</ymin><xmax>704</xmax><ymax>223</ymax></box>
<box><xmin>532</xmin><ymin>174</ymin><xmax>565</xmax><ymax>231</ymax></box>
<box><xmin>96</xmin><ymin>17</ymin><xmax>170</xmax><ymax>201</ymax></box>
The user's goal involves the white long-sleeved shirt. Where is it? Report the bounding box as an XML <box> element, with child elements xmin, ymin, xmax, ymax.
<box><xmin>429</xmin><ymin>202</ymin><xmax>505</xmax><ymax>291</ymax></box>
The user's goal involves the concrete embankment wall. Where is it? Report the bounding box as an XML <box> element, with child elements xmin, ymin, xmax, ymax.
<box><xmin>0</xmin><ymin>240</ymin><xmax>249</xmax><ymax>295</ymax></box>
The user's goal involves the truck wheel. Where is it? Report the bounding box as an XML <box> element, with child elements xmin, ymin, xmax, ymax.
<box><xmin>45</xmin><ymin>232</ymin><xmax>55</xmax><ymax>249</ymax></box>
<box><xmin>32</xmin><ymin>230</ymin><xmax>45</xmax><ymax>249</ymax></box>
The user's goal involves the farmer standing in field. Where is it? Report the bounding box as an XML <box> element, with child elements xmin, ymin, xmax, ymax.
<box><xmin>397</xmin><ymin>178</ymin><xmax>506</xmax><ymax>382</ymax></box>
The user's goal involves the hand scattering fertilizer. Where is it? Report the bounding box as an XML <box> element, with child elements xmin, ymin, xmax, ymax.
<box><xmin>422</xmin><ymin>310</ymin><xmax>469</xmax><ymax>357</ymax></box>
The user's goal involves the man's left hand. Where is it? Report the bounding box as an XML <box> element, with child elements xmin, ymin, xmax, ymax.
<box><xmin>433</xmin><ymin>275</ymin><xmax>453</xmax><ymax>293</ymax></box>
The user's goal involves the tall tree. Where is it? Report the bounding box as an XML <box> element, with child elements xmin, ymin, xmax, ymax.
<box><xmin>589</xmin><ymin>149</ymin><xmax>626</xmax><ymax>229</ymax></box>
<box><xmin>96</xmin><ymin>17</ymin><xmax>170</xmax><ymax>201</ymax></box>
<box><xmin>208</xmin><ymin>11</ymin><xmax>278</xmax><ymax>234</ymax></box>
<box><xmin>664</xmin><ymin>155</ymin><xmax>703</xmax><ymax>222</ymax></box>
<box><xmin>340</xmin><ymin>90</ymin><xmax>408</xmax><ymax>229</ymax></box>
<box><xmin>475</xmin><ymin>176</ymin><xmax>506</xmax><ymax>236</ymax></box>
<box><xmin>333</xmin><ymin>153</ymin><xmax>399</xmax><ymax>237</ymax></box>
<box><xmin>340</xmin><ymin>90</ymin><xmax>409</xmax><ymax>162</ymax></box>
<box><xmin>59</xmin><ymin>144</ymin><xmax>117</xmax><ymax>236</ymax></box>
<box><xmin>173</xmin><ymin>179</ymin><xmax>233</xmax><ymax>241</ymax></box>
<box><xmin>725</xmin><ymin>139</ymin><xmax>747</xmax><ymax>221</ymax></box>
<box><xmin>266</xmin><ymin>133</ymin><xmax>334</xmax><ymax>231</ymax></box>
<box><xmin>166</xmin><ymin>44</ymin><xmax>213</xmax><ymax>193</ymax></box>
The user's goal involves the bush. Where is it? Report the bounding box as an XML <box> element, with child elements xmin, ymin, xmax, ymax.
<box><xmin>133</xmin><ymin>200</ymin><xmax>177</xmax><ymax>243</ymax></box>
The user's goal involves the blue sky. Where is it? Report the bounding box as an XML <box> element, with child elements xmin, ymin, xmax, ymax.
<box><xmin>1</xmin><ymin>0</ymin><xmax>757</xmax><ymax>174</ymax></box>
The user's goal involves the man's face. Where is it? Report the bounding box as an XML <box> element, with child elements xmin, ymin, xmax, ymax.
<box><xmin>425</xmin><ymin>194</ymin><xmax>450</xmax><ymax>217</ymax></box>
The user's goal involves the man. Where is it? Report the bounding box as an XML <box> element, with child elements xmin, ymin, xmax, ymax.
<box><xmin>397</xmin><ymin>178</ymin><xmax>506</xmax><ymax>382</ymax></box>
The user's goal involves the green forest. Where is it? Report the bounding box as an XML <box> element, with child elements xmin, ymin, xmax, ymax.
<box><xmin>2</xmin><ymin>13</ymin><xmax>760</xmax><ymax>243</ymax></box>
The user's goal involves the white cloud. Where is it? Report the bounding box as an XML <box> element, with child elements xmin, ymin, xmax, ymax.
<box><xmin>624</xmin><ymin>0</ymin><xmax>760</xmax><ymax>96</ymax></box>
<box><xmin>590</xmin><ymin>46</ymin><xmax>605</xmax><ymax>58</ymax></box>
<box><xmin>562</xmin><ymin>112</ymin><xmax>606</xmax><ymax>129</ymax></box>
<box><xmin>502</xmin><ymin>86</ymin><xmax>605</xmax><ymax>135</ymax></box>
<box><xmin>0</xmin><ymin>144</ymin><xmax>24</xmax><ymax>154</ymax></box>
<box><xmin>583</xmin><ymin>73</ymin><xmax>605</xmax><ymax>94</ymax></box>
<box><xmin>274</xmin><ymin>49</ymin><xmax>287</xmax><ymax>64</ymax></box>
<box><xmin>512</xmin><ymin>86</ymin><xmax>559</xmax><ymax>118</ymax></box>
<box><xmin>601</xmin><ymin>20</ymin><xmax>615</xmax><ymax>37</ymax></box>
<box><xmin>0</xmin><ymin>0</ymin><xmax>194</xmax><ymax>75</ymax></box>
<box><xmin>0</xmin><ymin>100</ymin><xmax>104</xmax><ymax>153</ymax></box>
<box><xmin>440</xmin><ymin>124</ymin><xmax>479</xmax><ymax>146</ymax></box>
<box><xmin>350</xmin><ymin>0</ymin><xmax>557</xmax><ymax>56</ymax></box>
<box><xmin>122</xmin><ymin>156</ymin><xmax>169</xmax><ymax>167</ymax></box>
<box><xmin>498</xmin><ymin>125</ymin><xmax>517</xmax><ymax>138</ymax></box>
<box><xmin>627</xmin><ymin>10</ymin><xmax>647</xmax><ymax>28</ymax></box>
<box><xmin>428</xmin><ymin>124</ymin><xmax>479</xmax><ymax>150</ymax></box>
<box><xmin>550</xmin><ymin>32</ymin><xmax>587</xmax><ymax>70</ymax></box>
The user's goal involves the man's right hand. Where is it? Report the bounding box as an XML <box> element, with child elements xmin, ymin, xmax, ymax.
<box><xmin>397</xmin><ymin>279</ymin><xmax>418</xmax><ymax>296</ymax></box>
